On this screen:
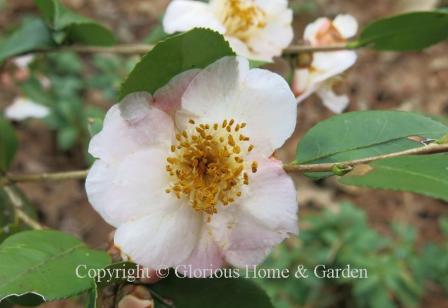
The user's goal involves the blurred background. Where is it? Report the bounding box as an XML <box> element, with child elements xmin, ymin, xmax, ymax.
<box><xmin>1</xmin><ymin>0</ymin><xmax>448</xmax><ymax>307</ymax></box>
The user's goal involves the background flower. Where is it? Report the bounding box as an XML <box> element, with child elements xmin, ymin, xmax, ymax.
<box><xmin>163</xmin><ymin>0</ymin><xmax>293</xmax><ymax>61</ymax></box>
<box><xmin>4</xmin><ymin>97</ymin><xmax>50</xmax><ymax>121</ymax></box>
<box><xmin>292</xmin><ymin>14</ymin><xmax>358</xmax><ymax>113</ymax></box>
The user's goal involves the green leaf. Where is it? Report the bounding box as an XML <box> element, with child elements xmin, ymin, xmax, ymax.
<box><xmin>357</xmin><ymin>11</ymin><xmax>448</xmax><ymax>51</ymax></box>
<box><xmin>34</xmin><ymin>0</ymin><xmax>115</xmax><ymax>46</ymax></box>
<box><xmin>150</xmin><ymin>274</ymin><xmax>273</xmax><ymax>308</ymax></box>
<box><xmin>0</xmin><ymin>230</ymin><xmax>111</xmax><ymax>303</ymax></box>
<box><xmin>0</xmin><ymin>117</ymin><xmax>18</xmax><ymax>172</ymax></box>
<box><xmin>120</xmin><ymin>28</ymin><xmax>235</xmax><ymax>99</ymax></box>
<box><xmin>340</xmin><ymin>154</ymin><xmax>448</xmax><ymax>202</ymax></box>
<box><xmin>64</xmin><ymin>23</ymin><xmax>116</xmax><ymax>46</ymax></box>
<box><xmin>296</xmin><ymin>111</ymin><xmax>448</xmax><ymax>166</ymax></box>
<box><xmin>0</xmin><ymin>18</ymin><xmax>53</xmax><ymax>63</ymax></box>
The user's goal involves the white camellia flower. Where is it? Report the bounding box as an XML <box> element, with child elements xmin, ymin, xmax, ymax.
<box><xmin>163</xmin><ymin>0</ymin><xmax>293</xmax><ymax>61</ymax></box>
<box><xmin>86</xmin><ymin>56</ymin><xmax>298</xmax><ymax>275</ymax></box>
<box><xmin>292</xmin><ymin>14</ymin><xmax>358</xmax><ymax>113</ymax></box>
<box><xmin>5</xmin><ymin>97</ymin><xmax>50</xmax><ymax>121</ymax></box>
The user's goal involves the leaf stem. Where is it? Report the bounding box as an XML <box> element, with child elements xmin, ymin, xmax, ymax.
<box><xmin>0</xmin><ymin>144</ymin><xmax>447</xmax><ymax>187</ymax></box>
<box><xmin>27</xmin><ymin>43</ymin><xmax>350</xmax><ymax>56</ymax></box>
<box><xmin>283</xmin><ymin>143</ymin><xmax>448</xmax><ymax>173</ymax></box>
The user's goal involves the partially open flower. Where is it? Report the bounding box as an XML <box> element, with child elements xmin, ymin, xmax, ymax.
<box><xmin>292</xmin><ymin>14</ymin><xmax>358</xmax><ymax>113</ymax></box>
<box><xmin>163</xmin><ymin>0</ymin><xmax>293</xmax><ymax>61</ymax></box>
<box><xmin>5</xmin><ymin>97</ymin><xmax>50</xmax><ymax>121</ymax></box>
<box><xmin>86</xmin><ymin>57</ymin><xmax>298</xmax><ymax>276</ymax></box>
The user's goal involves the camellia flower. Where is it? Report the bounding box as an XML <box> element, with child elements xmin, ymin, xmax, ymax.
<box><xmin>5</xmin><ymin>97</ymin><xmax>50</xmax><ymax>121</ymax></box>
<box><xmin>86</xmin><ymin>57</ymin><xmax>298</xmax><ymax>275</ymax></box>
<box><xmin>162</xmin><ymin>0</ymin><xmax>293</xmax><ymax>61</ymax></box>
<box><xmin>292</xmin><ymin>14</ymin><xmax>358</xmax><ymax>113</ymax></box>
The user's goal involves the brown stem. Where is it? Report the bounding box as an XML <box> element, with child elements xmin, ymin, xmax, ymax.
<box><xmin>28</xmin><ymin>43</ymin><xmax>350</xmax><ymax>56</ymax></box>
<box><xmin>1</xmin><ymin>170</ymin><xmax>89</xmax><ymax>186</ymax></box>
<box><xmin>283</xmin><ymin>143</ymin><xmax>448</xmax><ymax>173</ymax></box>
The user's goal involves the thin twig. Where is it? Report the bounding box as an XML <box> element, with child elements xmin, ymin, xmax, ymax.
<box><xmin>3</xmin><ymin>186</ymin><xmax>44</xmax><ymax>230</ymax></box>
<box><xmin>27</xmin><ymin>43</ymin><xmax>350</xmax><ymax>56</ymax></box>
<box><xmin>0</xmin><ymin>170</ymin><xmax>89</xmax><ymax>186</ymax></box>
<box><xmin>0</xmin><ymin>144</ymin><xmax>447</xmax><ymax>187</ymax></box>
<box><xmin>283</xmin><ymin>143</ymin><xmax>448</xmax><ymax>173</ymax></box>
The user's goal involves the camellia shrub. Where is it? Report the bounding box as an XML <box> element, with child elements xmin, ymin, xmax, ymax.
<box><xmin>0</xmin><ymin>0</ymin><xmax>448</xmax><ymax>307</ymax></box>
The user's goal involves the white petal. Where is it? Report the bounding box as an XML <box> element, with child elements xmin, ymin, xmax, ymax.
<box><xmin>316</xmin><ymin>84</ymin><xmax>349</xmax><ymax>113</ymax></box>
<box><xmin>178</xmin><ymin>226</ymin><xmax>224</xmax><ymax>277</ymax></box>
<box><xmin>247</xmin><ymin>9</ymin><xmax>294</xmax><ymax>61</ymax></box>
<box><xmin>304</xmin><ymin>17</ymin><xmax>330</xmax><ymax>43</ymax></box>
<box><xmin>226</xmin><ymin>37</ymin><xmax>255</xmax><ymax>60</ymax></box>
<box><xmin>311</xmin><ymin>50</ymin><xmax>357</xmax><ymax>83</ymax></box>
<box><xmin>333</xmin><ymin>14</ymin><xmax>358</xmax><ymax>39</ymax></box>
<box><xmin>163</xmin><ymin>0</ymin><xmax>225</xmax><ymax>34</ymax></box>
<box><xmin>153</xmin><ymin>69</ymin><xmax>200</xmax><ymax>116</ymax></box>
<box><xmin>178</xmin><ymin>56</ymin><xmax>297</xmax><ymax>156</ymax></box>
<box><xmin>255</xmin><ymin>0</ymin><xmax>289</xmax><ymax>15</ymax></box>
<box><xmin>114</xmin><ymin>203</ymin><xmax>201</xmax><ymax>269</ymax></box>
<box><xmin>5</xmin><ymin>97</ymin><xmax>49</xmax><ymax>121</ymax></box>
<box><xmin>86</xmin><ymin>148</ymin><xmax>178</xmax><ymax>227</ymax></box>
<box><xmin>89</xmin><ymin>92</ymin><xmax>174</xmax><ymax>163</ymax></box>
<box><xmin>209</xmin><ymin>158</ymin><xmax>298</xmax><ymax>267</ymax></box>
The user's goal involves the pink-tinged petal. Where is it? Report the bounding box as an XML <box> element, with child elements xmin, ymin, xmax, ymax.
<box><xmin>304</xmin><ymin>17</ymin><xmax>330</xmax><ymax>44</ymax></box>
<box><xmin>114</xmin><ymin>204</ymin><xmax>201</xmax><ymax>270</ymax></box>
<box><xmin>153</xmin><ymin>69</ymin><xmax>200</xmax><ymax>116</ymax></box>
<box><xmin>179</xmin><ymin>56</ymin><xmax>297</xmax><ymax>157</ymax></box>
<box><xmin>209</xmin><ymin>158</ymin><xmax>298</xmax><ymax>267</ymax></box>
<box><xmin>86</xmin><ymin>148</ymin><xmax>178</xmax><ymax>227</ymax></box>
<box><xmin>178</xmin><ymin>226</ymin><xmax>225</xmax><ymax>277</ymax></box>
<box><xmin>89</xmin><ymin>92</ymin><xmax>175</xmax><ymax>163</ymax></box>
<box><xmin>247</xmin><ymin>9</ymin><xmax>293</xmax><ymax>61</ymax></box>
<box><xmin>333</xmin><ymin>14</ymin><xmax>358</xmax><ymax>39</ymax></box>
<box><xmin>225</xmin><ymin>248</ymin><xmax>270</xmax><ymax>267</ymax></box>
<box><xmin>163</xmin><ymin>0</ymin><xmax>225</xmax><ymax>34</ymax></box>
<box><xmin>317</xmin><ymin>85</ymin><xmax>349</xmax><ymax>113</ymax></box>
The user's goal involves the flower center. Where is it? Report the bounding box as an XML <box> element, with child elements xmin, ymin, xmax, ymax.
<box><xmin>165</xmin><ymin>119</ymin><xmax>257</xmax><ymax>217</ymax></box>
<box><xmin>219</xmin><ymin>0</ymin><xmax>267</xmax><ymax>41</ymax></box>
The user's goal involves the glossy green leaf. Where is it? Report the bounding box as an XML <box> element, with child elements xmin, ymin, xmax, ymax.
<box><xmin>34</xmin><ymin>0</ymin><xmax>115</xmax><ymax>46</ymax></box>
<box><xmin>0</xmin><ymin>230</ymin><xmax>111</xmax><ymax>304</ymax></box>
<box><xmin>0</xmin><ymin>117</ymin><xmax>18</xmax><ymax>172</ymax></box>
<box><xmin>120</xmin><ymin>28</ymin><xmax>235</xmax><ymax>99</ymax></box>
<box><xmin>150</xmin><ymin>274</ymin><xmax>273</xmax><ymax>308</ymax></box>
<box><xmin>340</xmin><ymin>154</ymin><xmax>448</xmax><ymax>201</ymax></box>
<box><xmin>0</xmin><ymin>18</ymin><xmax>53</xmax><ymax>63</ymax></box>
<box><xmin>296</xmin><ymin>111</ymin><xmax>448</xmax><ymax>165</ymax></box>
<box><xmin>357</xmin><ymin>11</ymin><xmax>448</xmax><ymax>51</ymax></box>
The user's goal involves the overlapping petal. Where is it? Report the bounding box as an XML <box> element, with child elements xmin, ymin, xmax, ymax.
<box><xmin>178</xmin><ymin>56</ymin><xmax>297</xmax><ymax>156</ymax></box>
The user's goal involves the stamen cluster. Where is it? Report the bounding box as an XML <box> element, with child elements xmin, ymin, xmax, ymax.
<box><xmin>220</xmin><ymin>0</ymin><xmax>267</xmax><ymax>41</ymax></box>
<box><xmin>165</xmin><ymin>118</ymin><xmax>257</xmax><ymax>216</ymax></box>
